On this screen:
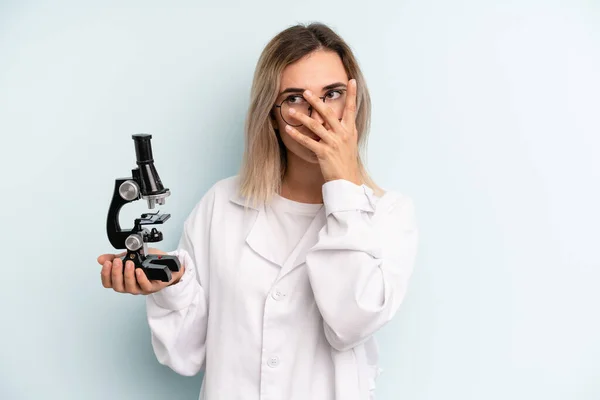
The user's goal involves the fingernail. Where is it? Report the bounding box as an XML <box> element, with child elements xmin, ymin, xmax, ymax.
<box><xmin>285</xmin><ymin>125</ymin><xmax>292</xmax><ymax>132</ymax></box>
<box><xmin>289</xmin><ymin>108</ymin><xmax>296</xmax><ymax>115</ymax></box>
<box><xmin>304</xmin><ymin>90</ymin><xmax>312</xmax><ymax>96</ymax></box>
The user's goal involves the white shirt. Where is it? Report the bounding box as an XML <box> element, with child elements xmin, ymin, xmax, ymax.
<box><xmin>145</xmin><ymin>176</ymin><xmax>419</xmax><ymax>400</ymax></box>
<box><xmin>265</xmin><ymin>193</ymin><xmax>323</xmax><ymax>266</ymax></box>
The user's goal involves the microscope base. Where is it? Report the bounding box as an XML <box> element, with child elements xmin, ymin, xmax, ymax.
<box><xmin>121</xmin><ymin>252</ymin><xmax>181</xmax><ymax>282</ymax></box>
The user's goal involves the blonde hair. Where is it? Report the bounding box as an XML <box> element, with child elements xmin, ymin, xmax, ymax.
<box><xmin>238</xmin><ymin>22</ymin><xmax>383</xmax><ymax>207</ymax></box>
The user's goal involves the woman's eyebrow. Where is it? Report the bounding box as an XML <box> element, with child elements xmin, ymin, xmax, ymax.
<box><xmin>278</xmin><ymin>82</ymin><xmax>347</xmax><ymax>96</ymax></box>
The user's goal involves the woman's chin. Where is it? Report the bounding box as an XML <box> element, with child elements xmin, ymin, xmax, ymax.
<box><xmin>283</xmin><ymin>140</ymin><xmax>321</xmax><ymax>165</ymax></box>
<box><xmin>304</xmin><ymin>150</ymin><xmax>320</xmax><ymax>163</ymax></box>
<box><xmin>295</xmin><ymin>150</ymin><xmax>320</xmax><ymax>164</ymax></box>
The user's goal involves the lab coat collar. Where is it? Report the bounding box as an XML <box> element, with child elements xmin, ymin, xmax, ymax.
<box><xmin>229</xmin><ymin>191</ymin><xmax>259</xmax><ymax>210</ymax></box>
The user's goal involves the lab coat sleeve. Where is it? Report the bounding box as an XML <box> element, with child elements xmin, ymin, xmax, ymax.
<box><xmin>145</xmin><ymin>189</ymin><xmax>214</xmax><ymax>376</ymax></box>
<box><xmin>305</xmin><ymin>179</ymin><xmax>419</xmax><ymax>352</ymax></box>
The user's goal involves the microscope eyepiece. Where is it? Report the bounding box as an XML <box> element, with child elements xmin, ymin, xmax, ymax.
<box><xmin>133</xmin><ymin>133</ymin><xmax>154</xmax><ymax>163</ymax></box>
<box><xmin>132</xmin><ymin>134</ymin><xmax>170</xmax><ymax>208</ymax></box>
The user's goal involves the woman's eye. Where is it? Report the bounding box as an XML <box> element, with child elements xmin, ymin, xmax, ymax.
<box><xmin>285</xmin><ymin>95</ymin><xmax>305</xmax><ymax>104</ymax></box>
<box><xmin>325</xmin><ymin>90</ymin><xmax>344</xmax><ymax>100</ymax></box>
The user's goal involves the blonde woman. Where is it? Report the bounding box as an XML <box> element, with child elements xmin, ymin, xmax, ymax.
<box><xmin>97</xmin><ymin>22</ymin><xmax>419</xmax><ymax>400</ymax></box>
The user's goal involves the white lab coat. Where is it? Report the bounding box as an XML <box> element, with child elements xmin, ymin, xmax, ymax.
<box><xmin>146</xmin><ymin>176</ymin><xmax>419</xmax><ymax>400</ymax></box>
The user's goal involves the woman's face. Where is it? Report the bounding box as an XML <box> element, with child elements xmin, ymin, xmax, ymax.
<box><xmin>272</xmin><ymin>49</ymin><xmax>349</xmax><ymax>165</ymax></box>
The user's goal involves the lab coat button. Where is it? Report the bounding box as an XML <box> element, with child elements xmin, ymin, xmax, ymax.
<box><xmin>271</xmin><ymin>289</ymin><xmax>285</xmax><ymax>301</ymax></box>
<box><xmin>267</xmin><ymin>356</ymin><xmax>280</xmax><ymax>368</ymax></box>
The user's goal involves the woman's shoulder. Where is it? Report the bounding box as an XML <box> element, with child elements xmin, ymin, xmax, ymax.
<box><xmin>210</xmin><ymin>174</ymin><xmax>241</xmax><ymax>196</ymax></box>
<box><xmin>187</xmin><ymin>175</ymin><xmax>243</xmax><ymax>215</ymax></box>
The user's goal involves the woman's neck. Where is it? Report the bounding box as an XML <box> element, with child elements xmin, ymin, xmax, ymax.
<box><xmin>281</xmin><ymin>157</ymin><xmax>325</xmax><ymax>204</ymax></box>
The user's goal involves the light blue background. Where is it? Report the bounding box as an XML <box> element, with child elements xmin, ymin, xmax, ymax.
<box><xmin>1</xmin><ymin>1</ymin><xmax>599</xmax><ymax>399</ymax></box>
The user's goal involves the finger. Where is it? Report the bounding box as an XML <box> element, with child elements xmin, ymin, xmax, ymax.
<box><xmin>97</xmin><ymin>254</ymin><xmax>114</xmax><ymax>265</ymax></box>
<box><xmin>288</xmin><ymin>108</ymin><xmax>334</xmax><ymax>143</ymax></box>
<box><xmin>342</xmin><ymin>79</ymin><xmax>357</xmax><ymax>127</ymax></box>
<box><xmin>303</xmin><ymin>89</ymin><xmax>344</xmax><ymax>133</ymax></box>
<box><xmin>111</xmin><ymin>256</ymin><xmax>125</xmax><ymax>293</ymax></box>
<box><xmin>123</xmin><ymin>261</ymin><xmax>142</xmax><ymax>294</ymax></box>
<box><xmin>136</xmin><ymin>268</ymin><xmax>157</xmax><ymax>294</ymax></box>
<box><xmin>285</xmin><ymin>125</ymin><xmax>324</xmax><ymax>154</ymax></box>
<box><xmin>97</xmin><ymin>251</ymin><xmax>126</xmax><ymax>265</ymax></box>
<box><xmin>101</xmin><ymin>261</ymin><xmax>113</xmax><ymax>288</ymax></box>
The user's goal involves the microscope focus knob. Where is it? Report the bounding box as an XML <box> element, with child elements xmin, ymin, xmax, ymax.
<box><xmin>125</xmin><ymin>234</ymin><xmax>144</xmax><ymax>251</ymax></box>
<box><xmin>119</xmin><ymin>180</ymin><xmax>140</xmax><ymax>201</ymax></box>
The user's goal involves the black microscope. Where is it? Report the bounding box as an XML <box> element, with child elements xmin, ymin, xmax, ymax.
<box><xmin>105</xmin><ymin>134</ymin><xmax>180</xmax><ymax>282</ymax></box>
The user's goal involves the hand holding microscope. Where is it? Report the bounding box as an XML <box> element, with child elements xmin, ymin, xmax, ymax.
<box><xmin>105</xmin><ymin>134</ymin><xmax>180</xmax><ymax>283</ymax></box>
